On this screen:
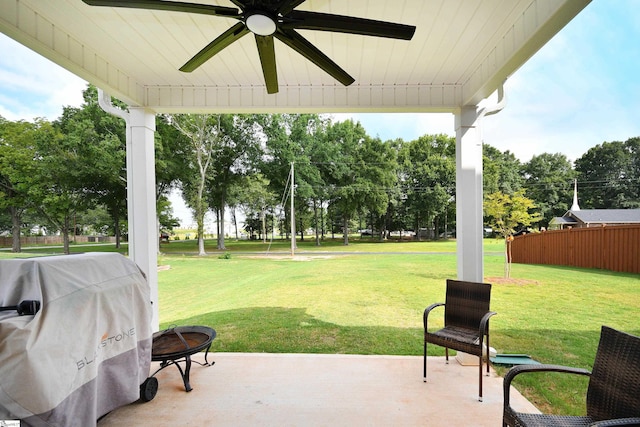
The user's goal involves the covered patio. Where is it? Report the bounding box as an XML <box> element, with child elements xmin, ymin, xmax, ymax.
<box><xmin>98</xmin><ymin>353</ymin><xmax>539</xmax><ymax>426</ymax></box>
<box><xmin>0</xmin><ymin>0</ymin><xmax>591</xmax><ymax>328</ymax></box>
<box><xmin>1</xmin><ymin>0</ymin><xmax>590</xmax><ymax>424</ymax></box>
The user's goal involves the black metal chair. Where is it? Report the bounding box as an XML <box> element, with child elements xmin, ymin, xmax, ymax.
<box><xmin>423</xmin><ymin>279</ymin><xmax>496</xmax><ymax>401</ymax></box>
<box><xmin>503</xmin><ymin>326</ymin><xmax>640</xmax><ymax>426</ymax></box>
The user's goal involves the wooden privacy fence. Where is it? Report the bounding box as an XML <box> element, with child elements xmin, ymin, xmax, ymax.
<box><xmin>510</xmin><ymin>224</ymin><xmax>640</xmax><ymax>274</ymax></box>
<box><xmin>0</xmin><ymin>235</ymin><xmax>117</xmax><ymax>248</ymax></box>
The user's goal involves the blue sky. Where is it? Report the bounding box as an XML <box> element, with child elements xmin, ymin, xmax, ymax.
<box><xmin>1</xmin><ymin>0</ymin><xmax>639</xmax><ymax>166</ymax></box>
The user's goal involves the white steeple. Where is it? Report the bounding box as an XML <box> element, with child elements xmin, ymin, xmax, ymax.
<box><xmin>571</xmin><ymin>179</ymin><xmax>580</xmax><ymax>211</ymax></box>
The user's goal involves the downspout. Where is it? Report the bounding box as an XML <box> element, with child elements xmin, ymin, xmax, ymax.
<box><xmin>98</xmin><ymin>89</ymin><xmax>129</xmax><ymax>124</ymax></box>
<box><xmin>97</xmin><ymin>89</ymin><xmax>135</xmax><ymax>259</ymax></box>
<box><xmin>480</xmin><ymin>81</ymin><xmax>507</xmax><ymax>118</ymax></box>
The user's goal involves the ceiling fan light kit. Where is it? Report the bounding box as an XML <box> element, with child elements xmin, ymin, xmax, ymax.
<box><xmin>82</xmin><ymin>0</ymin><xmax>416</xmax><ymax>94</ymax></box>
<box><xmin>245</xmin><ymin>12</ymin><xmax>277</xmax><ymax>36</ymax></box>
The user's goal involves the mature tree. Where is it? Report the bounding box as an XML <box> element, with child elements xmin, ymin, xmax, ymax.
<box><xmin>629</xmin><ymin>137</ymin><xmax>640</xmax><ymax>205</ymax></box>
<box><xmin>574</xmin><ymin>138</ymin><xmax>640</xmax><ymax>209</ymax></box>
<box><xmin>55</xmin><ymin>85</ymin><xmax>129</xmax><ymax>246</ymax></box>
<box><xmin>484</xmin><ymin>190</ymin><xmax>542</xmax><ymax>277</ymax></box>
<box><xmin>358</xmin><ymin>136</ymin><xmax>398</xmax><ymax>240</ymax></box>
<box><xmin>151</xmin><ymin>115</ymin><xmax>191</xmax><ymax>252</ymax></box>
<box><xmin>206</xmin><ymin>114</ymin><xmax>263</xmax><ymax>249</ymax></box>
<box><xmin>324</xmin><ymin>119</ymin><xmax>395</xmax><ymax>245</ymax></box>
<box><xmin>522</xmin><ymin>153</ymin><xmax>576</xmax><ymax>228</ymax></box>
<box><xmin>483</xmin><ymin>145</ymin><xmax>523</xmax><ymax>196</ymax></box>
<box><xmin>235</xmin><ymin>174</ymin><xmax>277</xmax><ymax>242</ymax></box>
<box><xmin>0</xmin><ymin>117</ymin><xmax>41</xmax><ymax>252</ymax></box>
<box><xmin>157</xmin><ymin>195</ymin><xmax>180</xmax><ymax>235</ymax></box>
<box><xmin>324</xmin><ymin>119</ymin><xmax>367</xmax><ymax>245</ymax></box>
<box><xmin>290</xmin><ymin>114</ymin><xmax>330</xmax><ymax>244</ymax></box>
<box><xmin>399</xmin><ymin>134</ymin><xmax>455</xmax><ymax>239</ymax></box>
<box><xmin>169</xmin><ymin>114</ymin><xmax>220</xmax><ymax>255</ymax></box>
<box><xmin>257</xmin><ymin>114</ymin><xmax>293</xmax><ymax>239</ymax></box>
<box><xmin>78</xmin><ymin>205</ymin><xmax>114</xmax><ymax>235</ymax></box>
<box><xmin>259</xmin><ymin>114</ymin><xmax>325</xmax><ymax>242</ymax></box>
<box><xmin>28</xmin><ymin>120</ymin><xmax>85</xmax><ymax>254</ymax></box>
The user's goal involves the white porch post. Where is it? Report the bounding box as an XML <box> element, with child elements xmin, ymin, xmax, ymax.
<box><xmin>455</xmin><ymin>106</ymin><xmax>484</xmax><ymax>282</ymax></box>
<box><xmin>128</xmin><ymin>108</ymin><xmax>159</xmax><ymax>331</ymax></box>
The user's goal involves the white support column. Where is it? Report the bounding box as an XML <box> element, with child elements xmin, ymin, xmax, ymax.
<box><xmin>455</xmin><ymin>106</ymin><xmax>484</xmax><ymax>282</ymax></box>
<box><xmin>128</xmin><ymin>108</ymin><xmax>159</xmax><ymax>331</ymax></box>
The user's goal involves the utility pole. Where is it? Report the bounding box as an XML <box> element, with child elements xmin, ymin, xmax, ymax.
<box><xmin>290</xmin><ymin>162</ymin><xmax>295</xmax><ymax>256</ymax></box>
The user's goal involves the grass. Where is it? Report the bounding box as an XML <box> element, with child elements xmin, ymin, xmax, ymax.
<box><xmin>2</xmin><ymin>238</ymin><xmax>638</xmax><ymax>415</ymax></box>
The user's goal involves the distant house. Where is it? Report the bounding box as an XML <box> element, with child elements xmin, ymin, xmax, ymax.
<box><xmin>550</xmin><ymin>209</ymin><xmax>640</xmax><ymax>229</ymax></box>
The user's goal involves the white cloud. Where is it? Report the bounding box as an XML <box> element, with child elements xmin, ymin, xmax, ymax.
<box><xmin>482</xmin><ymin>1</ymin><xmax>640</xmax><ymax>163</ymax></box>
<box><xmin>0</xmin><ymin>34</ymin><xmax>86</xmax><ymax>121</ymax></box>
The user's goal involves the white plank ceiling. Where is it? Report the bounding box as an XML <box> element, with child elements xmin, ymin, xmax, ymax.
<box><xmin>0</xmin><ymin>0</ymin><xmax>590</xmax><ymax>113</ymax></box>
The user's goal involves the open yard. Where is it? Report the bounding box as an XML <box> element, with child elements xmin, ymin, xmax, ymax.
<box><xmin>3</xmin><ymin>238</ymin><xmax>639</xmax><ymax>415</ymax></box>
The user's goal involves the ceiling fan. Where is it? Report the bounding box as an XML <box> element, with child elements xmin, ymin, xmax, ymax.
<box><xmin>82</xmin><ymin>0</ymin><xmax>416</xmax><ymax>94</ymax></box>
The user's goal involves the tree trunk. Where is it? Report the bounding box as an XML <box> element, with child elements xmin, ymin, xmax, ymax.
<box><xmin>320</xmin><ymin>200</ymin><xmax>325</xmax><ymax>240</ymax></box>
<box><xmin>10</xmin><ymin>206</ymin><xmax>21</xmax><ymax>253</ymax></box>
<box><xmin>9</xmin><ymin>206</ymin><xmax>22</xmax><ymax>253</ymax></box>
<box><xmin>329</xmin><ymin>206</ymin><xmax>334</xmax><ymax>239</ymax></box>
<box><xmin>299</xmin><ymin>216</ymin><xmax>304</xmax><ymax>241</ymax></box>
<box><xmin>232</xmin><ymin>208</ymin><xmax>239</xmax><ymax>240</ymax></box>
<box><xmin>314</xmin><ymin>199</ymin><xmax>320</xmax><ymax>246</ymax></box>
<box><xmin>196</xmin><ymin>210</ymin><xmax>206</xmax><ymax>256</ymax></box>
<box><xmin>63</xmin><ymin>215</ymin><xmax>71</xmax><ymax>255</ymax></box>
<box><xmin>505</xmin><ymin>238</ymin><xmax>512</xmax><ymax>278</ymax></box>
<box><xmin>261</xmin><ymin>207</ymin><xmax>266</xmax><ymax>243</ymax></box>
<box><xmin>217</xmin><ymin>197</ymin><xmax>226</xmax><ymax>250</ymax></box>
<box><xmin>114</xmin><ymin>211</ymin><xmax>121</xmax><ymax>249</ymax></box>
<box><xmin>342</xmin><ymin>216</ymin><xmax>349</xmax><ymax>246</ymax></box>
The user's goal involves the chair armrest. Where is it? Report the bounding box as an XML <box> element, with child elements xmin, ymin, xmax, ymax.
<box><xmin>479</xmin><ymin>311</ymin><xmax>497</xmax><ymax>335</ymax></box>
<box><xmin>590</xmin><ymin>418</ymin><xmax>640</xmax><ymax>426</ymax></box>
<box><xmin>503</xmin><ymin>364</ymin><xmax>591</xmax><ymax>409</ymax></box>
<box><xmin>423</xmin><ymin>303</ymin><xmax>444</xmax><ymax>329</ymax></box>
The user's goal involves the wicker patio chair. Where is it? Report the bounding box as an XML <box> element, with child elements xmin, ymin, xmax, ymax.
<box><xmin>503</xmin><ymin>326</ymin><xmax>640</xmax><ymax>427</ymax></box>
<box><xmin>423</xmin><ymin>279</ymin><xmax>496</xmax><ymax>401</ymax></box>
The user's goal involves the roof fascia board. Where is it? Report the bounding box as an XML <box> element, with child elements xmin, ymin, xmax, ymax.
<box><xmin>461</xmin><ymin>0</ymin><xmax>591</xmax><ymax>106</ymax></box>
<box><xmin>144</xmin><ymin>84</ymin><xmax>464</xmax><ymax>114</ymax></box>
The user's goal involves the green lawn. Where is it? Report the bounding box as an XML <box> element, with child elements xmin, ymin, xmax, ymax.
<box><xmin>2</xmin><ymin>238</ymin><xmax>638</xmax><ymax>415</ymax></box>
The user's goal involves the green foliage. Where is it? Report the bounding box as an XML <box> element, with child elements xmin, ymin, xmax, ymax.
<box><xmin>574</xmin><ymin>137</ymin><xmax>640</xmax><ymax>209</ymax></box>
<box><xmin>399</xmin><ymin>134</ymin><xmax>455</xmax><ymax>237</ymax></box>
<box><xmin>522</xmin><ymin>153</ymin><xmax>576</xmax><ymax>228</ymax></box>
<box><xmin>0</xmin><ymin>118</ymin><xmax>43</xmax><ymax>251</ymax></box>
<box><xmin>484</xmin><ymin>190</ymin><xmax>541</xmax><ymax>238</ymax></box>
<box><xmin>484</xmin><ymin>190</ymin><xmax>542</xmax><ymax>277</ymax></box>
<box><xmin>483</xmin><ymin>145</ymin><xmax>524</xmax><ymax>196</ymax></box>
<box><xmin>3</xmin><ymin>84</ymin><xmax>640</xmax><ymax>256</ymax></box>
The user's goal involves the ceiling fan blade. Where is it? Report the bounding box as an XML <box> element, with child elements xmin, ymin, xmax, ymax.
<box><xmin>284</xmin><ymin>10</ymin><xmax>416</xmax><ymax>40</ymax></box>
<box><xmin>276</xmin><ymin>0</ymin><xmax>307</xmax><ymax>15</ymax></box>
<box><xmin>227</xmin><ymin>0</ymin><xmax>245</xmax><ymax>9</ymax></box>
<box><xmin>275</xmin><ymin>29</ymin><xmax>355</xmax><ymax>87</ymax></box>
<box><xmin>180</xmin><ymin>22</ymin><xmax>249</xmax><ymax>72</ymax></box>
<box><xmin>255</xmin><ymin>35</ymin><xmax>279</xmax><ymax>94</ymax></box>
<box><xmin>82</xmin><ymin>0</ymin><xmax>240</xmax><ymax>18</ymax></box>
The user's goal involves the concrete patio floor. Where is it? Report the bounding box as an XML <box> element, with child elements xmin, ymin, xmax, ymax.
<box><xmin>98</xmin><ymin>353</ymin><xmax>539</xmax><ymax>426</ymax></box>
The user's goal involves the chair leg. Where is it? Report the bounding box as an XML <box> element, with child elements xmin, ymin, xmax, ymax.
<box><xmin>423</xmin><ymin>339</ymin><xmax>427</xmax><ymax>382</ymax></box>
<box><xmin>478</xmin><ymin>356</ymin><xmax>483</xmax><ymax>402</ymax></box>
<box><xmin>445</xmin><ymin>347</ymin><xmax>449</xmax><ymax>364</ymax></box>
<box><xmin>486</xmin><ymin>333</ymin><xmax>491</xmax><ymax>376</ymax></box>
